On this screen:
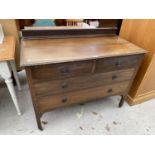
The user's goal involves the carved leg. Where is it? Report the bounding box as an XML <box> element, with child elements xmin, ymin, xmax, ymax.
<box><xmin>9</xmin><ymin>61</ymin><xmax>21</xmax><ymax>91</ymax></box>
<box><xmin>118</xmin><ymin>95</ymin><xmax>125</xmax><ymax>108</ymax></box>
<box><xmin>0</xmin><ymin>61</ymin><xmax>21</xmax><ymax>115</ymax></box>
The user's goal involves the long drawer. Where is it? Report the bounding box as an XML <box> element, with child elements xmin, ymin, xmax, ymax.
<box><xmin>34</xmin><ymin>69</ymin><xmax>134</xmax><ymax>96</ymax></box>
<box><xmin>95</xmin><ymin>54</ymin><xmax>143</xmax><ymax>73</ymax></box>
<box><xmin>37</xmin><ymin>81</ymin><xmax>129</xmax><ymax>113</ymax></box>
<box><xmin>31</xmin><ymin>60</ymin><xmax>94</xmax><ymax>81</ymax></box>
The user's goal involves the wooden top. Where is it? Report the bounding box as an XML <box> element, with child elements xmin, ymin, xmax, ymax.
<box><xmin>21</xmin><ymin>36</ymin><xmax>146</xmax><ymax>67</ymax></box>
<box><xmin>0</xmin><ymin>36</ymin><xmax>15</xmax><ymax>61</ymax></box>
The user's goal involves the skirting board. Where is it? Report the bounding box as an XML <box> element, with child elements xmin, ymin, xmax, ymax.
<box><xmin>126</xmin><ymin>90</ymin><xmax>155</xmax><ymax>106</ymax></box>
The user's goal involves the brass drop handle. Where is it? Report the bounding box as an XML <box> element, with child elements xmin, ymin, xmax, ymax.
<box><xmin>61</xmin><ymin>97</ymin><xmax>67</xmax><ymax>103</ymax></box>
<box><xmin>115</xmin><ymin>60</ymin><xmax>121</xmax><ymax>67</ymax></box>
<box><xmin>107</xmin><ymin>89</ymin><xmax>113</xmax><ymax>93</ymax></box>
<box><xmin>112</xmin><ymin>75</ymin><xmax>117</xmax><ymax>80</ymax></box>
<box><xmin>61</xmin><ymin>82</ymin><xmax>68</xmax><ymax>89</ymax></box>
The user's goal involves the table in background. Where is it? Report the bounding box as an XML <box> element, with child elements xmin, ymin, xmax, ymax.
<box><xmin>0</xmin><ymin>36</ymin><xmax>21</xmax><ymax>115</ymax></box>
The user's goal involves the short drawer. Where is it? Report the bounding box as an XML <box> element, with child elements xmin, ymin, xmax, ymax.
<box><xmin>37</xmin><ymin>81</ymin><xmax>129</xmax><ymax>113</ymax></box>
<box><xmin>31</xmin><ymin>60</ymin><xmax>93</xmax><ymax>80</ymax></box>
<box><xmin>95</xmin><ymin>54</ymin><xmax>143</xmax><ymax>73</ymax></box>
<box><xmin>34</xmin><ymin>68</ymin><xmax>134</xmax><ymax>96</ymax></box>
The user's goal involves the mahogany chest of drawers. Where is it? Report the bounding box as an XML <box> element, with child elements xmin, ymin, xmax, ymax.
<box><xmin>20</xmin><ymin>36</ymin><xmax>146</xmax><ymax>130</ymax></box>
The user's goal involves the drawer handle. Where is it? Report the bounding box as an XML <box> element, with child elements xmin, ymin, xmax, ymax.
<box><xmin>107</xmin><ymin>89</ymin><xmax>113</xmax><ymax>93</ymax></box>
<box><xmin>61</xmin><ymin>97</ymin><xmax>67</xmax><ymax>103</ymax></box>
<box><xmin>112</xmin><ymin>75</ymin><xmax>117</xmax><ymax>80</ymax></box>
<box><xmin>61</xmin><ymin>82</ymin><xmax>68</xmax><ymax>89</ymax></box>
<box><xmin>115</xmin><ymin>61</ymin><xmax>121</xmax><ymax>67</ymax></box>
<box><xmin>60</xmin><ymin>67</ymin><xmax>70</xmax><ymax>75</ymax></box>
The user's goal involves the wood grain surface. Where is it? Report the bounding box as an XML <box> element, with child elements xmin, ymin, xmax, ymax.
<box><xmin>0</xmin><ymin>36</ymin><xmax>15</xmax><ymax>61</ymax></box>
<box><xmin>21</xmin><ymin>36</ymin><xmax>145</xmax><ymax>67</ymax></box>
<box><xmin>23</xmin><ymin>35</ymin><xmax>146</xmax><ymax>130</ymax></box>
<box><xmin>120</xmin><ymin>19</ymin><xmax>155</xmax><ymax>105</ymax></box>
<box><xmin>38</xmin><ymin>81</ymin><xmax>129</xmax><ymax>114</ymax></box>
<box><xmin>34</xmin><ymin>69</ymin><xmax>134</xmax><ymax>96</ymax></box>
<box><xmin>0</xmin><ymin>20</ymin><xmax>20</xmax><ymax>69</ymax></box>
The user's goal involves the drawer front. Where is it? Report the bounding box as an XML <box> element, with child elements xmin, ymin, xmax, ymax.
<box><xmin>95</xmin><ymin>54</ymin><xmax>143</xmax><ymax>73</ymax></box>
<box><xmin>37</xmin><ymin>81</ymin><xmax>129</xmax><ymax>113</ymax></box>
<box><xmin>34</xmin><ymin>68</ymin><xmax>134</xmax><ymax>96</ymax></box>
<box><xmin>31</xmin><ymin>60</ymin><xmax>93</xmax><ymax>80</ymax></box>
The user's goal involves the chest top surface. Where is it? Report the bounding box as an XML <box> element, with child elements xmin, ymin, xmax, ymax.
<box><xmin>20</xmin><ymin>36</ymin><xmax>146</xmax><ymax>67</ymax></box>
<box><xmin>0</xmin><ymin>36</ymin><xmax>15</xmax><ymax>61</ymax></box>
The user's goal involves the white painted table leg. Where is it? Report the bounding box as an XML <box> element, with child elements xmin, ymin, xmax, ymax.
<box><xmin>0</xmin><ymin>61</ymin><xmax>21</xmax><ymax>115</ymax></box>
<box><xmin>9</xmin><ymin>60</ymin><xmax>21</xmax><ymax>91</ymax></box>
<box><xmin>5</xmin><ymin>78</ymin><xmax>21</xmax><ymax>115</ymax></box>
